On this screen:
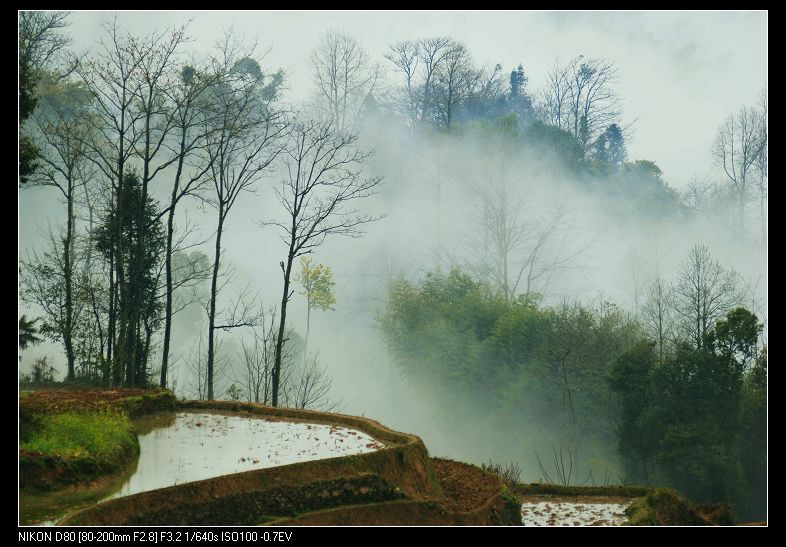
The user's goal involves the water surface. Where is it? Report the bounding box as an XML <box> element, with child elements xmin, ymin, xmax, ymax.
<box><xmin>20</xmin><ymin>410</ymin><xmax>385</xmax><ymax>525</ymax></box>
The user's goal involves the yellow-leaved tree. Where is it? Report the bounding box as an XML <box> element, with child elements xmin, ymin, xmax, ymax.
<box><xmin>295</xmin><ymin>256</ymin><xmax>336</xmax><ymax>360</ymax></box>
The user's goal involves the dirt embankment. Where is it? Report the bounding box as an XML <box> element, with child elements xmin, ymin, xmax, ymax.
<box><xmin>20</xmin><ymin>387</ymin><xmax>176</xmax><ymax>416</ymax></box>
<box><xmin>270</xmin><ymin>458</ymin><xmax>521</xmax><ymax>526</ymax></box>
<box><xmin>59</xmin><ymin>400</ymin><xmax>520</xmax><ymax>526</ymax></box>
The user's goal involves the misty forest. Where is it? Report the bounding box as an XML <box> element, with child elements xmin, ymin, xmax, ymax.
<box><xmin>18</xmin><ymin>11</ymin><xmax>767</xmax><ymax>525</ymax></box>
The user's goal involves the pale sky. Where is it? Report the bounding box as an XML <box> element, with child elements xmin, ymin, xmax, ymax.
<box><xmin>66</xmin><ymin>10</ymin><xmax>768</xmax><ymax>187</ymax></box>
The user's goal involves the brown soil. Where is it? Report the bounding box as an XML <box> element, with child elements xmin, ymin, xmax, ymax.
<box><xmin>430</xmin><ymin>458</ymin><xmax>501</xmax><ymax>513</ymax></box>
<box><xmin>694</xmin><ymin>503</ymin><xmax>735</xmax><ymax>526</ymax></box>
<box><xmin>269</xmin><ymin>458</ymin><xmax>520</xmax><ymax>525</ymax></box>
<box><xmin>20</xmin><ymin>388</ymin><xmax>156</xmax><ymax>413</ymax></box>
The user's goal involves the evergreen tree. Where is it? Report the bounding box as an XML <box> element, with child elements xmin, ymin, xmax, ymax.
<box><xmin>605</xmin><ymin>123</ymin><xmax>627</xmax><ymax>167</ymax></box>
<box><xmin>94</xmin><ymin>171</ymin><xmax>165</xmax><ymax>386</ymax></box>
<box><xmin>18</xmin><ymin>315</ymin><xmax>42</xmax><ymax>350</ymax></box>
<box><xmin>594</xmin><ymin>123</ymin><xmax>627</xmax><ymax>167</ymax></box>
<box><xmin>610</xmin><ymin>307</ymin><xmax>765</xmax><ymax>518</ymax></box>
<box><xmin>507</xmin><ymin>64</ymin><xmax>533</xmax><ymax>126</ymax></box>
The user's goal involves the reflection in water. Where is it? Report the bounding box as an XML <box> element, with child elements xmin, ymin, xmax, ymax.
<box><xmin>20</xmin><ymin>410</ymin><xmax>385</xmax><ymax>525</ymax></box>
<box><xmin>19</xmin><ymin>459</ymin><xmax>138</xmax><ymax>526</ymax></box>
<box><xmin>130</xmin><ymin>411</ymin><xmax>177</xmax><ymax>435</ymax></box>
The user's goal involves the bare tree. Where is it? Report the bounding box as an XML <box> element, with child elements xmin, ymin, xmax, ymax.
<box><xmin>681</xmin><ymin>176</ymin><xmax>717</xmax><ymax>213</ymax></box>
<box><xmin>288</xmin><ymin>355</ymin><xmax>342</xmax><ymax>411</ymax></box>
<box><xmin>125</xmin><ymin>24</ymin><xmax>190</xmax><ymax>387</ymax></box>
<box><xmin>76</xmin><ymin>18</ymin><xmax>154</xmax><ymax>385</ymax></box>
<box><xmin>19</xmin><ymin>11</ymin><xmax>72</xmax><ymax>75</ymax></box>
<box><xmin>672</xmin><ymin>245</ymin><xmax>746</xmax><ymax>350</ymax></box>
<box><xmin>157</xmin><ymin>60</ymin><xmax>223</xmax><ymax>388</ymax></box>
<box><xmin>238</xmin><ymin>315</ymin><xmax>277</xmax><ymax>404</ymax></box>
<box><xmin>205</xmin><ymin>263</ymin><xmax>266</xmax><ymax>398</ymax></box>
<box><xmin>432</xmin><ymin>41</ymin><xmax>479</xmax><ymax>129</ymax></box>
<box><xmin>470</xmin><ymin>62</ymin><xmax>506</xmax><ymax>121</ymax></box>
<box><xmin>385</xmin><ymin>37</ymin><xmax>456</xmax><ymax>128</ymax></box>
<box><xmin>384</xmin><ymin>40</ymin><xmax>419</xmax><ymax>127</ymax></box>
<box><xmin>21</xmin><ymin>230</ymin><xmax>87</xmax><ymax>380</ymax></box>
<box><xmin>75</xmin><ymin>20</ymin><xmax>193</xmax><ymax>387</ymax></box>
<box><xmin>19</xmin><ymin>11</ymin><xmax>75</xmax><ymax>186</ymax></box>
<box><xmin>415</xmin><ymin>37</ymin><xmax>457</xmax><ymax>126</ymax></box>
<box><xmin>188</xmin><ymin>330</ymin><xmax>229</xmax><ymax>401</ymax></box>
<box><xmin>236</xmin><ymin>311</ymin><xmax>300</xmax><ymax>405</ymax></box>
<box><xmin>641</xmin><ymin>273</ymin><xmax>673</xmax><ymax>362</ymax></box>
<box><xmin>265</xmin><ymin>120</ymin><xmax>383</xmax><ymax>406</ymax></box>
<box><xmin>539</xmin><ymin>56</ymin><xmax>621</xmax><ymax>156</ymax></box>
<box><xmin>202</xmin><ymin>37</ymin><xmax>287</xmax><ymax>399</ymax></box>
<box><xmin>621</xmin><ymin>250</ymin><xmax>647</xmax><ymax>318</ymax></box>
<box><xmin>152</xmin><ymin>224</ymin><xmax>213</xmax><ymax>384</ymax></box>
<box><xmin>236</xmin><ymin>315</ymin><xmax>339</xmax><ymax>411</ymax></box>
<box><xmin>310</xmin><ymin>29</ymin><xmax>380</xmax><ymax>133</ymax></box>
<box><xmin>76</xmin><ymin>171</ymin><xmax>114</xmax><ymax>382</ymax></box>
<box><xmin>467</xmin><ymin>157</ymin><xmax>582</xmax><ymax>301</ymax></box>
<box><xmin>515</xmin><ymin>206</ymin><xmax>582</xmax><ymax>297</ymax></box>
<box><xmin>539</xmin><ymin>58</ymin><xmax>570</xmax><ymax>130</ymax></box>
<box><xmin>712</xmin><ymin>105</ymin><xmax>766</xmax><ymax>234</ymax></box>
<box><xmin>27</xmin><ymin>79</ymin><xmax>94</xmax><ymax>380</ymax></box>
<box><xmin>754</xmin><ymin>88</ymin><xmax>767</xmax><ymax>245</ymax></box>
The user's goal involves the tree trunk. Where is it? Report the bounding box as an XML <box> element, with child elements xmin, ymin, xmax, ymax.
<box><xmin>135</xmin><ymin>319</ymin><xmax>144</xmax><ymax>387</ymax></box>
<box><xmin>160</xmin><ymin>206</ymin><xmax>173</xmax><ymax>388</ymax></box>
<box><xmin>83</xmin><ymin>188</ymin><xmax>108</xmax><ymax>383</ymax></box>
<box><xmin>272</xmin><ymin>254</ymin><xmax>294</xmax><ymax>407</ymax></box>
<box><xmin>63</xmin><ymin>179</ymin><xmax>75</xmax><ymax>381</ymax></box>
<box><xmin>161</xmin><ymin>184</ymin><xmax>178</xmax><ymax>388</ymax></box>
<box><xmin>143</xmin><ymin>321</ymin><xmax>153</xmax><ymax>387</ymax></box>
<box><xmin>114</xmin><ymin>106</ymin><xmax>129</xmax><ymax>385</ymax></box>
<box><xmin>207</xmin><ymin>210</ymin><xmax>224</xmax><ymax>400</ymax></box>
<box><xmin>124</xmin><ymin>303</ymin><xmax>136</xmax><ymax>387</ymax></box>
<box><xmin>130</xmin><ymin>111</ymin><xmax>154</xmax><ymax>388</ymax></box>
<box><xmin>759</xmin><ymin>173</ymin><xmax>766</xmax><ymax>245</ymax></box>
<box><xmin>115</xmin><ymin>176</ymin><xmax>129</xmax><ymax>384</ymax></box>
<box><xmin>160</xmin><ymin>129</ymin><xmax>188</xmax><ymax>388</ymax></box>
<box><xmin>88</xmin><ymin>283</ymin><xmax>106</xmax><ymax>382</ymax></box>
<box><xmin>303</xmin><ymin>296</ymin><xmax>311</xmax><ymax>365</ymax></box>
<box><xmin>108</xmin><ymin>249</ymin><xmax>117</xmax><ymax>384</ymax></box>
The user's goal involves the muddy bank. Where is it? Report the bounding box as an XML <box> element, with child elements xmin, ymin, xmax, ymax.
<box><xmin>270</xmin><ymin>459</ymin><xmax>521</xmax><ymax>526</ymax></box>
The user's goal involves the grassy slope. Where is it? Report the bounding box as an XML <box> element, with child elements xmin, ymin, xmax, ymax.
<box><xmin>19</xmin><ymin>388</ymin><xmax>174</xmax><ymax>490</ymax></box>
<box><xmin>21</xmin><ymin>411</ymin><xmax>138</xmax><ymax>463</ymax></box>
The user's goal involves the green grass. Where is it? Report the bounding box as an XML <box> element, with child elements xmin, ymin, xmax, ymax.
<box><xmin>20</xmin><ymin>411</ymin><xmax>138</xmax><ymax>467</ymax></box>
<box><xmin>20</xmin><ymin>409</ymin><xmax>140</xmax><ymax>490</ymax></box>
<box><xmin>19</xmin><ymin>389</ymin><xmax>174</xmax><ymax>491</ymax></box>
<box><xmin>624</xmin><ymin>488</ymin><xmax>733</xmax><ymax>525</ymax></box>
<box><xmin>121</xmin><ymin>391</ymin><xmax>177</xmax><ymax>417</ymax></box>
